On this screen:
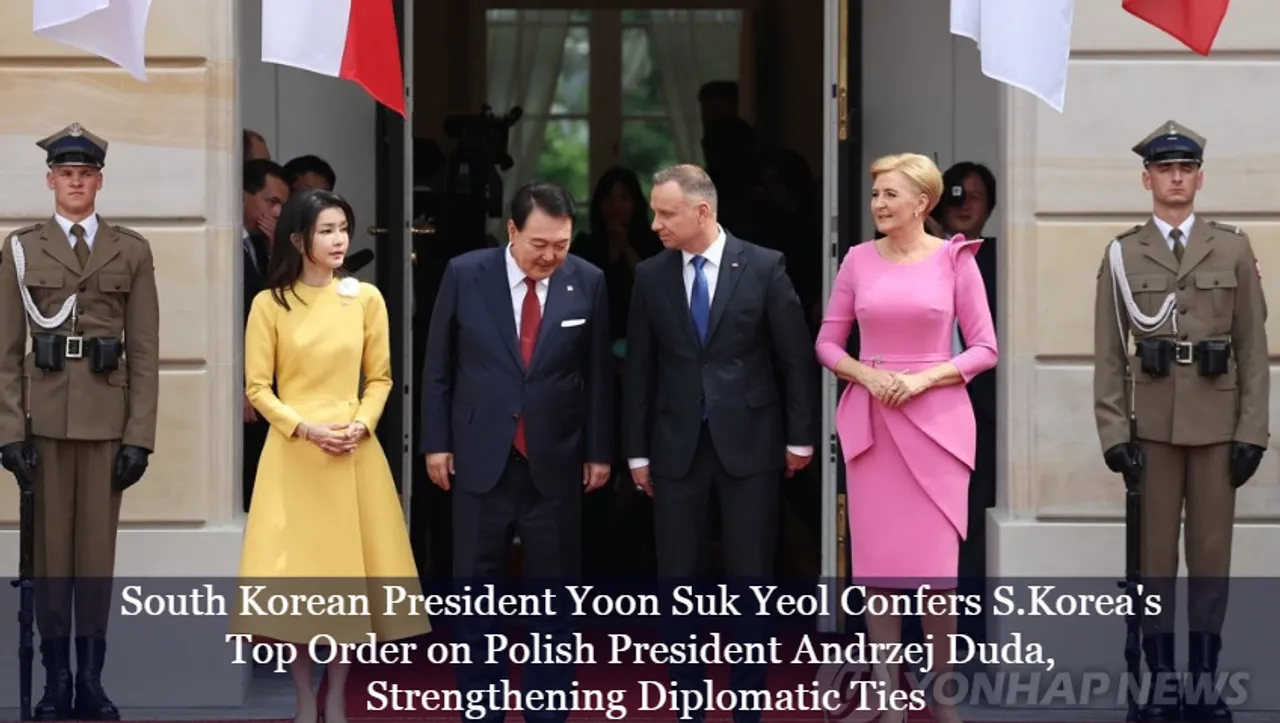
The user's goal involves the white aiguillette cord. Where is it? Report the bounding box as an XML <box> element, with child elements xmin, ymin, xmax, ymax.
<box><xmin>9</xmin><ymin>235</ymin><xmax>77</xmax><ymax>331</ymax></box>
<box><xmin>1109</xmin><ymin>239</ymin><xmax>1177</xmax><ymax>343</ymax></box>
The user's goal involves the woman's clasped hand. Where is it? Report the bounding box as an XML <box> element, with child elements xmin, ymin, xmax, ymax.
<box><xmin>847</xmin><ymin>367</ymin><xmax>928</xmax><ymax>407</ymax></box>
<box><xmin>297</xmin><ymin>421</ymin><xmax>368</xmax><ymax>456</ymax></box>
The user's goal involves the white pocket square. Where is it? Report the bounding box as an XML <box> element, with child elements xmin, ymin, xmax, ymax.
<box><xmin>561</xmin><ymin>318</ymin><xmax>586</xmax><ymax>328</ymax></box>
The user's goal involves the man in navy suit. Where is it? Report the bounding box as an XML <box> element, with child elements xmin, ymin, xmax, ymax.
<box><xmin>420</xmin><ymin>181</ymin><xmax>612</xmax><ymax>723</ymax></box>
<box><xmin>625</xmin><ymin>164</ymin><xmax>817</xmax><ymax>723</ymax></box>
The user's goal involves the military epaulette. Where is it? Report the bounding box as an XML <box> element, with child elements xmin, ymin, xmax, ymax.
<box><xmin>1116</xmin><ymin>224</ymin><xmax>1143</xmax><ymax>240</ymax></box>
<box><xmin>1208</xmin><ymin>220</ymin><xmax>1244</xmax><ymax>235</ymax></box>
<box><xmin>6</xmin><ymin>223</ymin><xmax>42</xmax><ymax>240</ymax></box>
<box><xmin>110</xmin><ymin>224</ymin><xmax>150</xmax><ymax>243</ymax></box>
<box><xmin>1</xmin><ymin>223</ymin><xmax>43</xmax><ymax>263</ymax></box>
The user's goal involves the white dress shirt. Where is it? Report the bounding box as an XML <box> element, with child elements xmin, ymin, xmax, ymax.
<box><xmin>54</xmin><ymin>213</ymin><xmax>98</xmax><ymax>250</ymax></box>
<box><xmin>629</xmin><ymin>226</ymin><xmax>812</xmax><ymax>470</ymax></box>
<box><xmin>1152</xmin><ymin>214</ymin><xmax>1195</xmax><ymax>252</ymax></box>
<box><xmin>506</xmin><ymin>244</ymin><xmax>548</xmax><ymax>337</ymax></box>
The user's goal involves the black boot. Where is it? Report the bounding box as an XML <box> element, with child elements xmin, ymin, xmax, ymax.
<box><xmin>1138</xmin><ymin>632</ymin><xmax>1182</xmax><ymax>721</ymax></box>
<box><xmin>33</xmin><ymin>637</ymin><xmax>73</xmax><ymax>721</ymax></box>
<box><xmin>73</xmin><ymin>636</ymin><xmax>119</xmax><ymax>721</ymax></box>
<box><xmin>1187</xmin><ymin>632</ymin><xmax>1232</xmax><ymax>722</ymax></box>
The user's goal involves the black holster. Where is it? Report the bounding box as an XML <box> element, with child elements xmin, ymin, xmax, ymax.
<box><xmin>31</xmin><ymin>334</ymin><xmax>66</xmax><ymax>372</ymax></box>
<box><xmin>86</xmin><ymin>337</ymin><xmax>122</xmax><ymax>374</ymax></box>
<box><xmin>1136</xmin><ymin>338</ymin><xmax>1173</xmax><ymax>377</ymax></box>
<box><xmin>1196</xmin><ymin>339</ymin><xmax>1230</xmax><ymax>378</ymax></box>
<box><xmin>30</xmin><ymin>335</ymin><xmax>121</xmax><ymax>374</ymax></box>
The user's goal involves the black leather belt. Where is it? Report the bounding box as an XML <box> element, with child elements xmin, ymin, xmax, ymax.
<box><xmin>1134</xmin><ymin>339</ymin><xmax>1229</xmax><ymax>365</ymax></box>
<box><xmin>32</xmin><ymin>333</ymin><xmax>86</xmax><ymax>359</ymax></box>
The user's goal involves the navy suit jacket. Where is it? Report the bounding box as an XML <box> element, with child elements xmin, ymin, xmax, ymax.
<box><xmin>419</xmin><ymin>246</ymin><xmax>613</xmax><ymax>495</ymax></box>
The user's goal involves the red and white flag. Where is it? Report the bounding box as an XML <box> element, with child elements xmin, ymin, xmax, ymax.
<box><xmin>33</xmin><ymin>0</ymin><xmax>152</xmax><ymax>81</ymax></box>
<box><xmin>1122</xmin><ymin>0</ymin><xmax>1230</xmax><ymax>56</ymax></box>
<box><xmin>261</xmin><ymin>0</ymin><xmax>405</xmax><ymax>116</ymax></box>
<box><xmin>950</xmin><ymin>0</ymin><xmax>1075</xmax><ymax>112</ymax></box>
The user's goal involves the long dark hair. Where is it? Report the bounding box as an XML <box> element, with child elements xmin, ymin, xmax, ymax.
<box><xmin>588</xmin><ymin>166</ymin><xmax>649</xmax><ymax>239</ymax></box>
<box><xmin>265</xmin><ymin>188</ymin><xmax>354</xmax><ymax>310</ymax></box>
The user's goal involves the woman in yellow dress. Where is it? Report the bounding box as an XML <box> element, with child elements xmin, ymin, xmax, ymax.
<box><xmin>233</xmin><ymin>188</ymin><xmax>431</xmax><ymax>723</ymax></box>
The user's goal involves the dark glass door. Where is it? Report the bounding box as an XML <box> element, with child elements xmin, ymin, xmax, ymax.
<box><xmin>373</xmin><ymin>0</ymin><xmax>411</xmax><ymax>497</ymax></box>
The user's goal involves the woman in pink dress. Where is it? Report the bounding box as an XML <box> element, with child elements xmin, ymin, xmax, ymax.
<box><xmin>815</xmin><ymin>153</ymin><xmax>997</xmax><ymax>723</ymax></box>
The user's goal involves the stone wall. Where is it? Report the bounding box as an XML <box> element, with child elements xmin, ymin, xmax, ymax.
<box><xmin>990</xmin><ymin>0</ymin><xmax>1280</xmax><ymax>577</ymax></box>
<box><xmin>0</xmin><ymin>0</ymin><xmax>242</xmax><ymax>573</ymax></box>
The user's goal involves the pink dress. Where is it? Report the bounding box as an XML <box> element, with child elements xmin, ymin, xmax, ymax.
<box><xmin>815</xmin><ymin>236</ymin><xmax>997</xmax><ymax>588</ymax></box>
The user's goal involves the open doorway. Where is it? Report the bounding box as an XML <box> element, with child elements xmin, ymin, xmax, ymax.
<box><xmin>827</xmin><ymin>0</ymin><xmax>1004</xmax><ymax>640</ymax></box>
<box><xmin>237</xmin><ymin>0</ymin><xmax>830</xmax><ymax>590</ymax></box>
<box><xmin>409</xmin><ymin>2</ymin><xmax>830</xmax><ymax>588</ymax></box>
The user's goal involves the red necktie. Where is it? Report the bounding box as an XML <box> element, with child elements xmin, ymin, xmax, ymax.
<box><xmin>514</xmin><ymin>277</ymin><xmax>541</xmax><ymax>456</ymax></box>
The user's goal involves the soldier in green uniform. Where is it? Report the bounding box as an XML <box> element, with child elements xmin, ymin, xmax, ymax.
<box><xmin>0</xmin><ymin>124</ymin><xmax>160</xmax><ymax>720</ymax></box>
<box><xmin>1094</xmin><ymin>121</ymin><xmax>1268</xmax><ymax>723</ymax></box>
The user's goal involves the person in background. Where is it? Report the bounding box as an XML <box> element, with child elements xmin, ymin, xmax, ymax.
<box><xmin>420</xmin><ymin>181</ymin><xmax>613</xmax><ymax>723</ymax></box>
<box><xmin>240</xmin><ymin>159</ymin><xmax>289</xmax><ymax>512</ymax></box>
<box><xmin>233</xmin><ymin>188</ymin><xmax>429</xmax><ymax>723</ymax></box>
<box><xmin>283</xmin><ymin>154</ymin><xmax>336</xmax><ymax>192</ymax></box>
<box><xmin>931</xmin><ymin>160</ymin><xmax>998</xmax><ymax>644</ymax></box>
<box><xmin>625</xmin><ymin>164</ymin><xmax>816</xmax><ymax>723</ymax></box>
<box><xmin>573</xmin><ymin>167</ymin><xmax>663</xmax><ymax>345</ymax></box>
<box><xmin>815</xmin><ymin>153</ymin><xmax>996</xmax><ymax>723</ymax></box>
<box><xmin>571</xmin><ymin>166</ymin><xmax>662</xmax><ymax>576</ymax></box>
<box><xmin>752</xmin><ymin>148</ymin><xmax>823</xmax><ymax>334</ymax></box>
<box><xmin>698</xmin><ymin>81</ymin><xmax>757</xmax><ymax>239</ymax></box>
<box><xmin>243</xmin><ymin>129</ymin><xmax>270</xmax><ymax>161</ymax></box>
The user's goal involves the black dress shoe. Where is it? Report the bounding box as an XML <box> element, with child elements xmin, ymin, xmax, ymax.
<box><xmin>33</xmin><ymin>637</ymin><xmax>73</xmax><ymax>721</ymax></box>
<box><xmin>1138</xmin><ymin>633</ymin><xmax>1182</xmax><ymax>722</ymax></box>
<box><xmin>73</xmin><ymin>636</ymin><xmax>119</xmax><ymax>721</ymax></box>
<box><xmin>1186</xmin><ymin>632</ymin><xmax>1232</xmax><ymax>722</ymax></box>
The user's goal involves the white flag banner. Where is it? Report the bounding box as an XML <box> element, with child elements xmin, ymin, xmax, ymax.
<box><xmin>33</xmin><ymin>0</ymin><xmax>153</xmax><ymax>81</ymax></box>
<box><xmin>950</xmin><ymin>0</ymin><xmax>1074</xmax><ymax>113</ymax></box>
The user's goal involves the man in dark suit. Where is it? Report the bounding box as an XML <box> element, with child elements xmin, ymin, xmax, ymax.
<box><xmin>240</xmin><ymin>159</ymin><xmax>288</xmax><ymax>512</ymax></box>
<box><xmin>625</xmin><ymin>164</ymin><xmax>817</xmax><ymax>723</ymax></box>
<box><xmin>420</xmin><ymin>181</ymin><xmax>613</xmax><ymax>723</ymax></box>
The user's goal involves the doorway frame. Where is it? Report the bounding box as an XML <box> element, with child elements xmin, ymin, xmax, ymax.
<box><xmin>373</xmin><ymin>0</ymin><xmax>416</xmax><ymax>526</ymax></box>
<box><xmin>818</xmin><ymin>0</ymin><xmax>860</xmax><ymax>634</ymax></box>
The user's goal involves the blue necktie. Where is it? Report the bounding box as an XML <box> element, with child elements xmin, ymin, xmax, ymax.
<box><xmin>690</xmin><ymin>255</ymin><xmax>710</xmax><ymax>344</ymax></box>
<box><xmin>690</xmin><ymin>256</ymin><xmax>710</xmax><ymax>419</ymax></box>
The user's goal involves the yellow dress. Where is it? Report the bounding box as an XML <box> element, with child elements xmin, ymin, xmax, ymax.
<box><xmin>230</xmin><ymin>278</ymin><xmax>431</xmax><ymax>645</ymax></box>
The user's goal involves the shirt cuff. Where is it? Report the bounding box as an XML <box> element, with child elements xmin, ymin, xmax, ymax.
<box><xmin>628</xmin><ymin>458</ymin><xmax>649</xmax><ymax>469</ymax></box>
<box><xmin>787</xmin><ymin>446</ymin><xmax>813</xmax><ymax>457</ymax></box>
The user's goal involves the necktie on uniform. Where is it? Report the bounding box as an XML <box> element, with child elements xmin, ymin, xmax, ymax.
<box><xmin>513</xmin><ymin>277</ymin><xmax>541</xmax><ymax>457</ymax></box>
<box><xmin>1171</xmin><ymin>227</ymin><xmax>1184</xmax><ymax>264</ymax></box>
<box><xmin>71</xmin><ymin>223</ymin><xmax>90</xmax><ymax>269</ymax></box>
<box><xmin>690</xmin><ymin>256</ymin><xmax>710</xmax><ymax>343</ymax></box>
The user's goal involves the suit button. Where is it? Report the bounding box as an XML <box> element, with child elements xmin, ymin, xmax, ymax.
<box><xmin>1179</xmin><ymin>283</ymin><xmax>1186</xmax><ymax>290</ymax></box>
<box><xmin>79</xmin><ymin>284</ymin><xmax>86</xmax><ymax>292</ymax></box>
<box><xmin>511</xmin><ymin>413</ymin><xmax>518</xmax><ymax>420</ymax></box>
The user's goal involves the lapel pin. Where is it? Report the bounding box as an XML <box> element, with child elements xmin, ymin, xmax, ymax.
<box><xmin>730</xmin><ymin>262</ymin><xmax>739</xmax><ymax>268</ymax></box>
<box><xmin>566</xmin><ymin>285</ymin><xmax>573</xmax><ymax>291</ymax></box>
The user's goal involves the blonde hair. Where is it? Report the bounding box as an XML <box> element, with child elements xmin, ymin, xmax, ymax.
<box><xmin>869</xmin><ymin>153</ymin><xmax>943</xmax><ymax>212</ymax></box>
